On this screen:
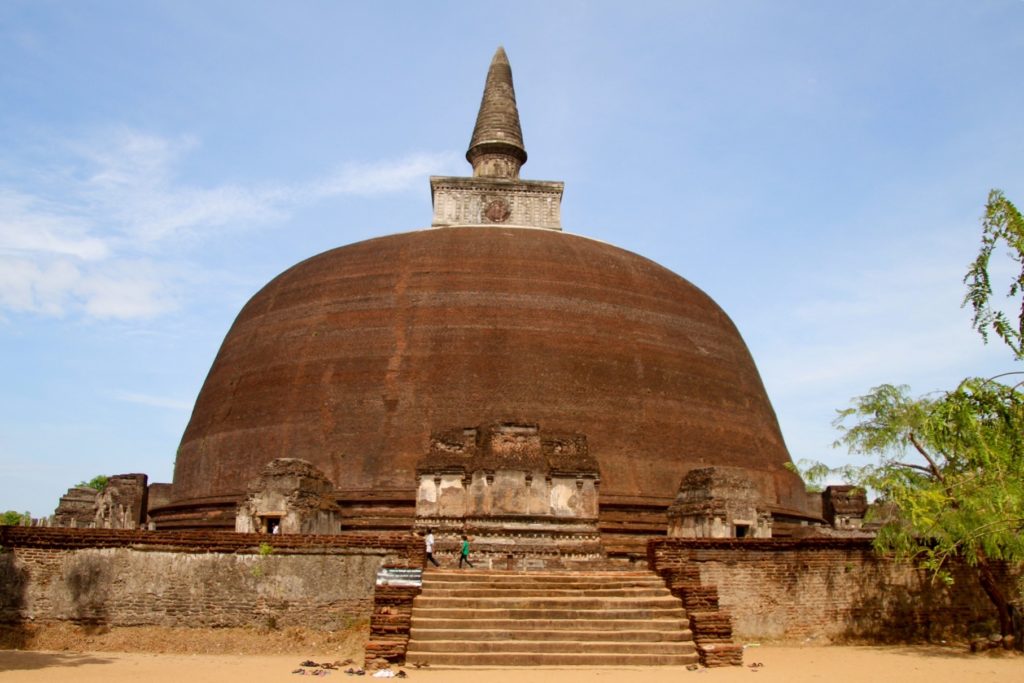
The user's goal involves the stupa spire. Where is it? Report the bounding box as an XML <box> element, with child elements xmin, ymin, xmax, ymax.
<box><xmin>466</xmin><ymin>46</ymin><xmax>528</xmax><ymax>179</ymax></box>
<box><xmin>429</xmin><ymin>47</ymin><xmax>562</xmax><ymax>230</ymax></box>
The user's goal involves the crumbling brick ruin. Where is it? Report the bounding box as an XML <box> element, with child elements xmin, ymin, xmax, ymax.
<box><xmin>822</xmin><ymin>485</ymin><xmax>869</xmax><ymax>529</ymax></box>
<box><xmin>667</xmin><ymin>467</ymin><xmax>772</xmax><ymax>539</ymax></box>
<box><xmin>52</xmin><ymin>474</ymin><xmax>149</xmax><ymax>530</ymax></box>
<box><xmin>414</xmin><ymin>422</ymin><xmax>603</xmax><ymax>568</ymax></box>
<box><xmin>235</xmin><ymin>458</ymin><xmax>343</xmax><ymax>535</ymax></box>
<box><xmin>52</xmin><ymin>487</ymin><xmax>100</xmax><ymax>528</ymax></box>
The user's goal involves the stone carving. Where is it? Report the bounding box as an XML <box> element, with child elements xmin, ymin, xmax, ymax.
<box><xmin>235</xmin><ymin>458</ymin><xmax>342</xmax><ymax>535</ymax></box>
<box><xmin>415</xmin><ymin>422</ymin><xmax>603</xmax><ymax>568</ymax></box>
<box><xmin>484</xmin><ymin>198</ymin><xmax>511</xmax><ymax>223</ymax></box>
<box><xmin>430</xmin><ymin>177</ymin><xmax>563</xmax><ymax>230</ymax></box>
<box><xmin>415</xmin><ymin>422</ymin><xmax>599</xmax><ymax>520</ymax></box>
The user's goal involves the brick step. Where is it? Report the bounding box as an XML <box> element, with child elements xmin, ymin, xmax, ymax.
<box><xmin>422</xmin><ymin>576</ymin><xmax>665</xmax><ymax>588</ymax></box>
<box><xmin>403</xmin><ymin>652</ymin><xmax>700</xmax><ymax>667</ymax></box>
<box><xmin>411</xmin><ymin>607</ymin><xmax>687</xmax><ymax>620</ymax></box>
<box><xmin>425</xmin><ymin>570</ymin><xmax>654</xmax><ymax>580</ymax></box>
<box><xmin>419</xmin><ymin>587</ymin><xmax>670</xmax><ymax>598</ymax></box>
<box><xmin>404</xmin><ymin>568</ymin><xmax>697</xmax><ymax>668</ymax></box>
<box><xmin>408</xmin><ymin>639</ymin><xmax>695</xmax><ymax>655</ymax></box>
<box><xmin>424</xmin><ymin>571</ymin><xmax>662</xmax><ymax>580</ymax></box>
<box><xmin>414</xmin><ymin>596</ymin><xmax>680</xmax><ymax>610</ymax></box>
<box><xmin>411</xmin><ymin>617</ymin><xmax>689</xmax><ymax>632</ymax></box>
<box><xmin>410</xmin><ymin>628</ymin><xmax>691</xmax><ymax>642</ymax></box>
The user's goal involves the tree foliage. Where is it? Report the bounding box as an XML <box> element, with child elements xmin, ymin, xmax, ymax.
<box><xmin>0</xmin><ymin>510</ymin><xmax>31</xmax><ymax>526</ymax></box>
<box><xmin>834</xmin><ymin>378</ymin><xmax>1024</xmax><ymax>574</ymax></box>
<box><xmin>964</xmin><ymin>189</ymin><xmax>1024</xmax><ymax>360</ymax></box>
<box><xmin>78</xmin><ymin>475</ymin><xmax>110</xmax><ymax>492</ymax></box>
<box><xmin>831</xmin><ymin>190</ymin><xmax>1024</xmax><ymax>643</ymax></box>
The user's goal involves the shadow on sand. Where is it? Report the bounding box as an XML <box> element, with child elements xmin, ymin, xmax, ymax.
<box><xmin>853</xmin><ymin>643</ymin><xmax>1022</xmax><ymax>661</ymax></box>
<box><xmin>0</xmin><ymin>650</ymin><xmax>115</xmax><ymax>671</ymax></box>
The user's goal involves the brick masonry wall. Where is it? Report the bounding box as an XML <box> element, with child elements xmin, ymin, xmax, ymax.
<box><xmin>649</xmin><ymin>538</ymin><xmax>1021</xmax><ymax>642</ymax></box>
<box><xmin>365</xmin><ymin>585</ymin><xmax>421</xmax><ymax>666</ymax></box>
<box><xmin>0</xmin><ymin>527</ymin><xmax>421</xmax><ymax>631</ymax></box>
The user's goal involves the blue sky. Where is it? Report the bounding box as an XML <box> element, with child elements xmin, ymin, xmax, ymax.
<box><xmin>2</xmin><ymin>1</ymin><xmax>1022</xmax><ymax>516</ymax></box>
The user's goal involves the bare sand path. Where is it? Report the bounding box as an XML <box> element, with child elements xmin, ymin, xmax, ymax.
<box><xmin>1</xmin><ymin>646</ymin><xmax>1021</xmax><ymax>683</ymax></box>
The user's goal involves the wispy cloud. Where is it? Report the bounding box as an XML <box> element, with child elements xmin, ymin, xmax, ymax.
<box><xmin>0</xmin><ymin>190</ymin><xmax>109</xmax><ymax>259</ymax></box>
<box><xmin>314</xmin><ymin>153</ymin><xmax>459</xmax><ymax>197</ymax></box>
<box><xmin>0</xmin><ymin>128</ymin><xmax>457</xmax><ymax>320</ymax></box>
<box><xmin>110</xmin><ymin>390</ymin><xmax>193</xmax><ymax>412</ymax></box>
<box><xmin>754</xmin><ymin>237</ymin><xmax>1010</xmax><ymax>402</ymax></box>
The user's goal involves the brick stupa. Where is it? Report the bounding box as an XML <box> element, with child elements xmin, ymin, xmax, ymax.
<box><xmin>152</xmin><ymin>47</ymin><xmax>815</xmax><ymax>547</ymax></box>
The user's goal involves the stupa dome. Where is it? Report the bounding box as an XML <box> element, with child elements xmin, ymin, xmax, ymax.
<box><xmin>152</xmin><ymin>48</ymin><xmax>813</xmax><ymax>535</ymax></box>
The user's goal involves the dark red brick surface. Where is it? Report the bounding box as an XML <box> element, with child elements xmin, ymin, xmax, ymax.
<box><xmin>167</xmin><ymin>227</ymin><xmax>810</xmax><ymax>528</ymax></box>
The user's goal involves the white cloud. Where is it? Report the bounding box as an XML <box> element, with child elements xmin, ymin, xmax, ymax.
<box><xmin>110</xmin><ymin>390</ymin><xmax>192</xmax><ymax>411</ymax></box>
<box><xmin>0</xmin><ymin>257</ymin><xmax>78</xmax><ymax>315</ymax></box>
<box><xmin>0</xmin><ymin>190</ymin><xmax>108</xmax><ymax>259</ymax></box>
<box><xmin>751</xmin><ymin>227</ymin><xmax>1019</xmax><ymax>471</ymax></box>
<box><xmin>77</xmin><ymin>262</ymin><xmax>178</xmax><ymax>319</ymax></box>
<box><xmin>0</xmin><ymin>255</ymin><xmax>174</xmax><ymax>319</ymax></box>
<box><xmin>0</xmin><ymin>128</ymin><xmax>455</xmax><ymax>320</ymax></box>
<box><xmin>754</xmin><ymin>239</ymin><xmax>994</xmax><ymax>393</ymax></box>
<box><xmin>314</xmin><ymin>152</ymin><xmax>461</xmax><ymax>197</ymax></box>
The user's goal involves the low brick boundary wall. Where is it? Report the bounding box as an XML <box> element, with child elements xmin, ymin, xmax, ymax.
<box><xmin>0</xmin><ymin>526</ymin><xmax>420</xmax><ymax>557</ymax></box>
<box><xmin>648</xmin><ymin>537</ymin><xmax>1020</xmax><ymax>643</ymax></box>
<box><xmin>0</xmin><ymin>527</ymin><xmax>420</xmax><ymax>632</ymax></box>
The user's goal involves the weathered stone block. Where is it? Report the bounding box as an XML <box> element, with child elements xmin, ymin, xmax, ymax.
<box><xmin>236</xmin><ymin>459</ymin><xmax>342</xmax><ymax>535</ymax></box>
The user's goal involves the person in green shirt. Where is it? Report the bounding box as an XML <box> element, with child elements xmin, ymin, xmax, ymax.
<box><xmin>459</xmin><ymin>534</ymin><xmax>474</xmax><ymax>568</ymax></box>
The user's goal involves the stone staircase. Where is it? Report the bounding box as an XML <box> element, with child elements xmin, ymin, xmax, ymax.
<box><xmin>405</xmin><ymin>569</ymin><xmax>699</xmax><ymax>666</ymax></box>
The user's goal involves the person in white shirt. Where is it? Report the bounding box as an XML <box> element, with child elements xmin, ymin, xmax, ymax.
<box><xmin>425</xmin><ymin>528</ymin><xmax>440</xmax><ymax>567</ymax></box>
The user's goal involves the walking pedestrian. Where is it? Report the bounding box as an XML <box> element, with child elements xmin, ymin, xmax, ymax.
<box><xmin>459</xmin><ymin>534</ymin><xmax>474</xmax><ymax>569</ymax></box>
<box><xmin>425</xmin><ymin>528</ymin><xmax>440</xmax><ymax>567</ymax></box>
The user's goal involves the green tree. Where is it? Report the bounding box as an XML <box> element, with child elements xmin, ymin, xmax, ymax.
<box><xmin>834</xmin><ymin>378</ymin><xmax>1023</xmax><ymax>639</ymax></box>
<box><xmin>0</xmin><ymin>510</ymin><xmax>31</xmax><ymax>526</ymax></box>
<box><xmin>964</xmin><ymin>189</ymin><xmax>1024</xmax><ymax>360</ymax></box>
<box><xmin>833</xmin><ymin>190</ymin><xmax>1024</xmax><ymax>645</ymax></box>
<box><xmin>78</xmin><ymin>475</ymin><xmax>110</xmax><ymax>492</ymax></box>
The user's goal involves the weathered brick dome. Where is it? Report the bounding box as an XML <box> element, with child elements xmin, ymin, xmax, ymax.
<box><xmin>156</xmin><ymin>226</ymin><xmax>811</xmax><ymax>530</ymax></box>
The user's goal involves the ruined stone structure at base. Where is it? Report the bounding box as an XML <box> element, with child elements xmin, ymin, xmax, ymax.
<box><xmin>52</xmin><ymin>474</ymin><xmax>149</xmax><ymax>530</ymax></box>
<box><xmin>414</xmin><ymin>422</ymin><xmax>603</xmax><ymax>569</ymax></box>
<box><xmin>667</xmin><ymin>467</ymin><xmax>773</xmax><ymax>540</ymax></box>
<box><xmin>235</xmin><ymin>458</ymin><xmax>342</xmax><ymax>535</ymax></box>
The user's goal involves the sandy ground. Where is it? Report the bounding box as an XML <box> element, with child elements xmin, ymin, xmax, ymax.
<box><xmin>1</xmin><ymin>645</ymin><xmax>1021</xmax><ymax>683</ymax></box>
